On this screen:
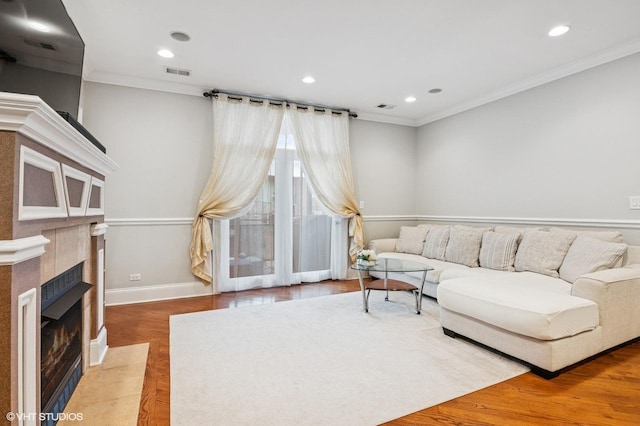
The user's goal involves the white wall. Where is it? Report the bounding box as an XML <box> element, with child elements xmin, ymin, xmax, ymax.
<box><xmin>81</xmin><ymin>82</ymin><xmax>213</xmax><ymax>300</ymax></box>
<box><xmin>350</xmin><ymin>119</ymin><xmax>418</xmax><ymax>241</ymax></box>
<box><xmin>82</xmin><ymin>51</ymin><xmax>640</xmax><ymax>303</ymax></box>
<box><xmin>415</xmin><ymin>52</ymin><xmax>640</xmax><ymax>243</ymax></box>
<box><xmin>80</xmin><ymin>82</ymin><xmax>417</xmax><ymax>302</ymax></box>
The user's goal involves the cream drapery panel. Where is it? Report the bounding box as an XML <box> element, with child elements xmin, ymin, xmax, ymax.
<box><xmin>190</xmin><ymin>95</ymin><xmax>285</xmax><ymax>284</ymax></box>
<box><xmin>287</xmin><ymin>105</ymin><xmax>364</xmax><ymax>263</ymax></box>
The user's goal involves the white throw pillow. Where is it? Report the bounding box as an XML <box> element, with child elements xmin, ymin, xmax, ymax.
<box><xmin>395</xmin><ymin>226</ymin><xmax>429</xmax><ymax>255</ymax></box>
<box><xmin>514</xmin><ymin>230</ymin><xmax>576</xmax><ymax>278</ymax></box>
<box><xmin>559</xmin><ymin>236</ymin><xmax>627</xmax><ymax>283</ymax></box>
<box><xmin>421</xmin><ymin>226</ymin><xmax>450</xmax><ymax>260</ymax></box>
<box><xmin>479</xmin><ymin>231</ymin><xmax>521</xmax><ymax>271</ymax></box>
<box><xmin>444</xmin><ymin>227</ymin><xmax>486</xmax><ymax>267</ymax></box>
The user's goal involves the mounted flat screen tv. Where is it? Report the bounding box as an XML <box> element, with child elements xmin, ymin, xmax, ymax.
<box><xmin>0</xmin><ymin>0</ymin><xmax>104</xmax><ymax>152</ymax></box>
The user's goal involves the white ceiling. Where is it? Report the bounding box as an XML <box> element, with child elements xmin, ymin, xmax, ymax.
<box><xmin>61</xmin><ymin>0</ymin><xmax>640</xmax><ymax>126</ymax></box>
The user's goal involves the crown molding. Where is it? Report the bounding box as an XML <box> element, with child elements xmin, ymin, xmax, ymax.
<box><xmin>0</xmin><ymin>92</ymin><xmax>119</xmax><ymax>176</ymax></box>
<box><xmin>416</xmin><ymin>37</ymin><xmax>640</xmax><ymax>126</ymax></box>
<box><xmin>354</xmin><ymin>112</ymin><xmax>419</xmax><ymax>127</ymax></box>
<box><xmin>85</xmin><ymin>70</ymin><xmax>205</xmax><ymax>98</ymax></box>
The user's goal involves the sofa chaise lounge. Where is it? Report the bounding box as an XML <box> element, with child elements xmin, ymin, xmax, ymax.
<box><xmin>368</xmin><ymin>224</ymin><xmax>640</xmax><ymax>377</ymax></box>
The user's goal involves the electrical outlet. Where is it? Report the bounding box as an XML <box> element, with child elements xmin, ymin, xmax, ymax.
<box><xmin>359</xmin><ymin>200</ymin><xmax>365</xmax><ymax>209</ymax></box>
<box><xmin>129</xmin><ymin>273</ymin><xmax>142</xmax><ymax>281</ymax></box>
<box><xmin>630</xmin><ymin>196</ymin><xmax>640</xmax><ymax>210</ymax></box>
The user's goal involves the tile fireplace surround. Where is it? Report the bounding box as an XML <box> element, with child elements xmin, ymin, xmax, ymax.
<box><xmin>0</xmin><ymin>92</ymin><xmax>118</xmax><ymax>424</ymax></box>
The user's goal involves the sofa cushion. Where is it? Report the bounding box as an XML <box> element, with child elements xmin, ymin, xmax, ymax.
<box><xmin>437</xmin><ymin>276</ymin><xmax>599</xmax><ymax>340</ymax></box>
<box><xmin>422</xmin><ymin>226</ymin><xmax>450</xmax><ymax>260</ymax></box>
<box><xmin>559</xmin><ymin>236</ymin><xmax>627</xmax><ymax>283</ymax></box>
<box><xmin>494</xmin><ymin>226</ymin><xmax>541</xmax><ymax>240</ymax></box>
<box><xmin>377</xmin><ymin>252</ymin><xmax>469</xmax><ymax>284</ymax></box>
<box><xmin>550</xmin><ymin>227</ymin><xmax>624</xmax><ymax>243</ymax></box>
<box><xmin>514</xmin><ymin>230</ymin><xmax>576</xmax><ymax>278</ymax></box>
<box><xmin>479</xmin><ymin>231</ymin><xmax>520</xmax><ymax>271</ymax></box>
<box><xmin>395</xmin><ymin>226</ymin><xmax>429</xmax><ymax>255</ymax></box>
<box><xmin>444</xmin><ymin>227</ymin><xmax>486</xmax><ymax>267</ymax></box>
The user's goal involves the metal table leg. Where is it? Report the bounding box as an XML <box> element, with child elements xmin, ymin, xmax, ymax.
<box><xmin>415</xmin><ymin>269</ymin><xmax>428</xmax><ymax>314</ymax></box>
<box><xmin>357</xmin><ymin>269</ymin><xmax>368</xmax><ymax>313</ymax></box>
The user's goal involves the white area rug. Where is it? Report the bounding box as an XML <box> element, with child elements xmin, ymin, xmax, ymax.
<box><xmin>170</xmin><ymin>291</ymin><xmax>528</xmax><ymax>425</ymax></box>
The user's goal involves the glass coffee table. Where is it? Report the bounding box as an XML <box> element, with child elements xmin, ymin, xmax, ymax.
<box><xmin>351</xmin><ymin>257</ymin><xmax>433</xmax><ymax>314</ymax></box>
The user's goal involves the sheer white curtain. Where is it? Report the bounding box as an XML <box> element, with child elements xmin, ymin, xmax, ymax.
<box><xmin>287</xmin><ymin>105</ymin><xmax>363</xmax><ymax>279</ymax></box>
<box><xmin>190</xmin><ymin>95</ymin><xmax>284</xmax><ymax>287</ymax></box>
<box><xmin>218</xmin><ymin>119</ymin><xmax>342</xmax><ymax>292</ymax></box>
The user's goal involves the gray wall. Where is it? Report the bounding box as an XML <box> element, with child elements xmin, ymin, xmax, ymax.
<box><xmin>82</xmin><ymin>83</ymin><xmax>213</xmax><ymax>293</ymax></box>
<box><xmin>81</xmin><ymin>51</ymin><xmax>640</xmax><ymax>299</ymax></box>
<box><xmin>80</xmin><ymin>82</ymin><xmax>417</xmax><ymax>297</ymax></box>
<box><xmin>350</xmin><ymin>119</ymin><xmax>418</xmax><ymax>241</ymax></box>
<box><xmin>415</xmin><ymin>52</ymin><xmax>640</xmax><ymax>243</ymax></box>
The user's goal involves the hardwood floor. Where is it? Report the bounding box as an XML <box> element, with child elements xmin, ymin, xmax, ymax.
<box><xmin>106</xmin><ymin>280</ymin><xmax>640</xmax><ymax>425</ymax></box>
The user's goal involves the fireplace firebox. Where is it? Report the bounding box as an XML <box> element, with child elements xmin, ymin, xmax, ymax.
<box><xmin>40</xmin><ymin>263</ymin><xmax>92</xmax><ymax>424</ymax></box>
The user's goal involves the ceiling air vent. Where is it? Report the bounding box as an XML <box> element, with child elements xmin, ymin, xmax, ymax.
<box><xmin>164</xmin><ymin>66</ymin><xmax>191</xmax><ymax>77</ymax></box>
<box><xmin>23</xmin><ymin>38</ymin><xmax>58</xmax><ymax>51</ymax></box>
<box><xmin>376</xmin><ymin>104</ymin><xmax>396</xmax><ymax>110</ymax></box>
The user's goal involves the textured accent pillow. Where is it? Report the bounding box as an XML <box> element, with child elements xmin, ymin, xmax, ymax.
<box><xmin>559</xmin><ymin>236</ymin><xmax>627</xmax><ymax>283</ymax></box>
<box><xmin>514</xmin><ymin>230</ymin><xmax>576</xmax><ymax>278</ymax></box>
<box><xmin>421</xmin><ymin>226</ymin><xmax>450</xmax><ymax>260</ymax></box>
<box><xmin>395</xmin><ymin>226</ymin><xmax>429</xmax><ymax>254</ymax></box>
<box><xmin>479</xmin><ymin>231</ymin><xmax>521</xmax><ymax>271</ymax></box>
<box><xmin>444</xmin><ymin>227</ymin><xmax>486</xmax><ymax>267</ymax></box>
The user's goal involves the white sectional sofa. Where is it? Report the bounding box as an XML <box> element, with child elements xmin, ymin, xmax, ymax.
<box><xmin>368</xmin><ymin>224</ymin><xmax>640</xmax><ymax>377</ymax></box>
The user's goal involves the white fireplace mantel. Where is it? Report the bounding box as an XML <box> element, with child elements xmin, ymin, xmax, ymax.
<box><xmin>0</xmin><ymin>92</ymin><xmax>119</xmax><ymax>176</ymax></box>
<box><xmin>0</xmin><ymin>235</ymin><xmax>51</xmax><ymax>266</ymax></box>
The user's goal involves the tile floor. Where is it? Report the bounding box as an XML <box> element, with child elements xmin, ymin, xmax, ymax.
<box><xmin>58</xmin><ymin>343</ymin><xmax>148</xmax><ymax>425</ymax></box>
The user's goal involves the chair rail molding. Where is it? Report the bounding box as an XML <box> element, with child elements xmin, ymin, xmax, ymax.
<box><xmin>106</xmin><ymin>217</ymin><xmax>194</xmax><ymax>226</ymax></box>
<box><xmin>416</xmin><ymin>215</ymin><xmax>640</xmax><ymax>229</ymax></box>
<box><xmin>363</xmin><ymin>214</ymin><xmax>640</xmax><ymax>229</ymax></box>
<box><xmin>105</xmin><ymin>215</ymin><xmax>640</xmax><ymax>230</ymax></box>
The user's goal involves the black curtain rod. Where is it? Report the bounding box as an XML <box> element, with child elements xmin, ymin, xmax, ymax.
<box><xmin>203</xmin><ymin>89</ymin><xmax>358</xmax><ymax>119</ymax></box>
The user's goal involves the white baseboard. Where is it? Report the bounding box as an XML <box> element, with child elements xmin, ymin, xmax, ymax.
<box><xmin>106</xmin><ymin>281</ymin><xmax>214</xmax><ymax>306</ymax></box>
<box><xmin>90</xmin><ymin>327</ymin><xmax>108</xmax><ymax>366</ymax></box>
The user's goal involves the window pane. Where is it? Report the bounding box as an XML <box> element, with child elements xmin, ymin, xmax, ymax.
<box><xmin>229</xmin><ymin>173</ymin><xmax>274</xmax><ymax>278</ymax></box>
<box><xmin>292</xmin><ymin>158</ymin><xmax>331</xmax><ymax>273</ymax></box>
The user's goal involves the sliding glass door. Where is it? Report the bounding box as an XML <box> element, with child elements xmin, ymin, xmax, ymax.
<box><xmin>219</xmin><ymin>120</ymin><xmax>335</xmax><ymax>292</ymax></box>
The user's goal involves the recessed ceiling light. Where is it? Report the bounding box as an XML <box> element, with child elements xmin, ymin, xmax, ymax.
<box><xmin>548</xmin><ymin>25</ymin><xmax>570</xmax><ymax>37</ymax></box>
<box><xmin>170</xmin><ymin>31</ymin><xmax>190</xmax><ymax>42</ymax></box>
<box><xmin>302</xmin><ymin>76</ymin><xmax>315</xmax><ymax>84</ymax></box>
<box><xmin>28</xmin><ymin>21</ymin><xmax>50</xmax><ymax>33</ymax></box>
<box><xmin>405</xmin><ymin>96</ymin><xmax>417</xmax><ymax>103</ymax></box>
<box><xmin>428</xmin><ymin>88</ymin><xmax>443</xmax><ymax>94</ymax></box>
<box><xmin>157</xmin><ymin>49</ymin><xmax>175</xmax><ymax>58</ymax></box>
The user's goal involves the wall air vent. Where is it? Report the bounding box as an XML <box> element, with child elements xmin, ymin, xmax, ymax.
<box><xmin>23</xmin><ymin>38</ymin><xmax>58</xmax><ymax>51</ymax></box>
<box><xmin>164</xmin><ymin>66</ymin><xmax>191</xmax><ymax>77</ymax></box>
<box><xmin>376</xmin><ymin>104</ymin><xmax>396</xmax><ymax>110</ymax></box>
